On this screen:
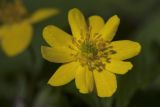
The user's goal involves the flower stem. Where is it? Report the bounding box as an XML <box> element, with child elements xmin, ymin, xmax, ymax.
<box><xmin>14</xmin><ymin>96</ymin><xmax>26</xmax><ymax>107</ymax></box>
<box><xmin>28</xmin><ymin>45</ymin><xmax>36</xmax><ymax>70</ymax></box>
<box><xmin>98</xmin><ymin>98</ymin><xmax>103</xmax><ymax>107</ymax></box>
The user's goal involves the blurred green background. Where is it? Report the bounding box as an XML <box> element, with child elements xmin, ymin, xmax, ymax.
<box><xmin>0</xmin><ymin>0</ymin><xmax>160</xmax><ymax>107</ymax></box>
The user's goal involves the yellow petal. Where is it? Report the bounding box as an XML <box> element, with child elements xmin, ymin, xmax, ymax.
<box><xmin>28</xmin><ymin>8</ymin><xmax>59</xmax><ymax>24</ymax></box>
<box><xmin>110</xmin><ymin>40</ymin><xmax>141</xmax><ymax>60</ymax></box>
<box><xmin>75</xmin><ymin>66</ymin><xmax>94</xmax><ymax>93</ymax></box>
<box><xmin>93</xmin><ymin>70</ymin><xmax>117</xmax><ymax>97</ymax></box>
<box><xmin>106</xmin><ymin>59</ymin><xmax>133</xmax><ymax>74</ymax></box>
<box><xmin>68</xmin><ymin>8</ymin><xmax>87</xmax><ymax>40</ymax></box>
<box><xmin>1</xmin><ymin>21</ymin><xmax>33</xmax><ymax>57</ymax></box>
<box><xmin>89</xmin><ymin>15</ymin><xmax>105</xmax><ymax>39</ymax></box>
<box><xmin>41</xmin><ymin>46</ymin><xmax>75</xmax><ymax>63</ymax></box>
<box><xmin>0</xmin><ymin>26</ymin><xmax>7</xmax><ymax>39</ymax></box>
<box><xmin>75</xmin><ymin>66</ymin><xmax>88</xmax><ymax>93</ymax></box>
<box><xmin>99</xmin><ymin>15</ymin><xmax>120</xmax><ymax>41</ymax></box>
<box><xmin>48</xmin><ymin>61</ymin><xmax>80</xmax><ymax>86</ymax></box>
<box><xmin>85</xmin><ymin>68</ymin><xmax>94</xmax><ymax>92</ymax></box>
<box><xmin>43</xmin><ymin>25</ymin><xmax>73</xmax><ymax>47</ymax></box>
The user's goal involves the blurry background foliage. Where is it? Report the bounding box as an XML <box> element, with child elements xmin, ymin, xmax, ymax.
<box><xmin>0</xmin><ymin>0</ymin><xmax>160</xmax><ymax>107</ymax></box>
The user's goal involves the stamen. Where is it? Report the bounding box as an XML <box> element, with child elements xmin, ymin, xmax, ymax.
<box><xmin>72</xmin><ymin>38</ymin><xmax>80</xmax><ymax>48</ymax></box>
<box><xmin>106</xmin><ymin>58</ymin><xmax>111</xmax><ymax>63</ymax></box>
<box><xmin>68</xmin><ymin>45</ymin><xmax>76</xmax><ymax>51</ymax></box>
<box><xmin>75</xmin><ymin>25</ymin><xmax>117</xmax><ymax>72</ymax></box>
<box><xmin>109</xmin><ymin>50</ymin><xmax>117</xmax><ymax>54</ymax></box>
<box><xmin>80</xmin><ymin>29</ymin><xmax>85</xmax><ymax>40</ymax></box>
<box><xmin>106</xmin><ymin>46</ymin><xmax>113</xmax><ymax>49</ymax></box>
<box><xmin>86</xmin><ymin>26</ymin><xmax>92</xmax><ymax>41</ymax></box>
<box><xmin>78</xmin><ymin>40</ymin><xmax>83</xmax><ymax>44</ymax></box>
<box><xmin>94</xmin><ymin>34</ymin><xmax>102</xmax><ymax>40</ymax></box>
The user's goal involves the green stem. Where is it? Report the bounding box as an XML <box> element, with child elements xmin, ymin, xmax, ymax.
<box><xmin>98</xmin><ymin>98</ymin><xmax>103</xmax><ymax>107</ymax></box>
<box><xmin>14</xmin><ymin>74</ymin><xmax>27</xmax><ymax>107</ymax></box>
<box><xmin>28</xmin><ymin>44</ymin><xmax>39</xmax><ymax>76</ymax></box>
<box><xmin>28</xmin><ymin>45</ymin><xmax>36</xmax><ymax>69</ymax></box>
<box><xmin>27</xmin><ymin>44</ymin><xmax>38</xmax><ymax>107</ymax></box>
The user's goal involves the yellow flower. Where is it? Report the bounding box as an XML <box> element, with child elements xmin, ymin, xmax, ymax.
<box><xmin>0</xmin><ymin>0</ymin><xmax>58</xmax><ymax>57</ymax></box>
<box><xmin>41</xmin><ymin>8</ymin><xmax>141</xmax><ymax>97</ymax></box>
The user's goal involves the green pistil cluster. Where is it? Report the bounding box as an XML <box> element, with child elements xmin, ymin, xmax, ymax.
<box><xmin>80</xmin><ymin>41</ymin><xmax>98</xmax><ymax>58</ymax></box>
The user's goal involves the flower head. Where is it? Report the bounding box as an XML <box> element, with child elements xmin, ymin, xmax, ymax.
<box><xmin>0</xmin><ymin>0</ymin><xmax>58</xmax><ymax>57</ymax></box>
<box><xmin>41</xmin><ymin>8</ymin><xmax>141</xmax><ymax>97</ymax></box>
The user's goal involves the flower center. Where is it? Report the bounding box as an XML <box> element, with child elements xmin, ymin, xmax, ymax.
<box><xmin>0</xmin><ymin>0</ymin><xmax>27</xmax><ymax>24</ymax></box>
<box><xmin>80</xmin><ymin>41</ymin><xmax>98</xmax><ymax>58</ymax></box>
<box><xmin>78</xmin><ymin>38</ymin><xmax>116</xmax><ymax>72</ymax></box>
<box><xmin>69</xmin><ymin>29</ymin><xmax>117</xmax><ymax>72</ymax></box>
